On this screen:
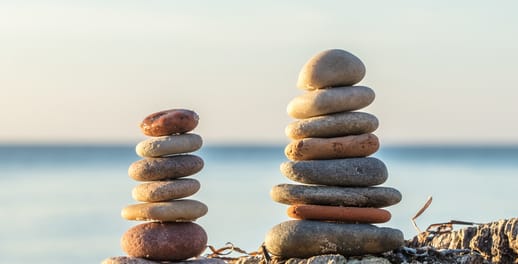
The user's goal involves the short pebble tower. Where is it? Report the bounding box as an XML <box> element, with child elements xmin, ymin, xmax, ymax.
<box><xmin>103</xmin><ymin>109</ymin><xmax>209</xmax><ymax>263</ymax></box>
<box><xmin>265</xmin><ymin>49</ymin><xmax>404</xmax><ymax>258</ymax></box>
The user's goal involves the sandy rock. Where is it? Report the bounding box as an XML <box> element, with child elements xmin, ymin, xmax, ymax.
<box><xmin>287</xmin><ymin>86</ymin><xmax>374</xmax><ymax>119</ymax></box>
<box><xmin>140</xmin><ymin>109</ymin><xmax>199</xmax><ymax>137</ymax></box>
<box><xmin>280</xmin><ymin>157</ymin><xmax>387</xmax><ymax>187</ymax></box>
<box><xmin>128</xmin><ymin>155</ymin><xmax>204</xmax><ymax>181</ymax></box>
<box><xmin>121</xmin><ymin>199</ymin><xmax>208</xmax><ymax>221</ymax></box>
<box><xmin>265</xmin><ymin>220</ymin><xmax>404</xmax><ymax>258</ymax></box>
<box><xmin>121</xmin><ymin>222</ymin><xmax>207</xmax><ymax>261</ymax></box>
<box><xmin>284</xmin><ymin>134</ymin><xmax>379</xmax><ymax>161</ymax></box>
<box><xmin>132</xmin><ymin>178</ymin><xmax>200</xmax><ymax>202</ymax></box>
<box><xmin>285</xmin><ymin>111</ymin><xmax>378</xmax><ymax>139</ymax></box>
<box><xmin>287</xmin><ymin>204</ymin><xmax>391</xmax><ymax>223</ymax></box>
<box><xmin>271</xmin><ymin>184</ymin><xmax>401</xmax><ymax>208</ymax></box>
<box><xmin>297</xmin><ymin>49</ymin><xmax>366</xmax><ymax>90</ymax></box>
<box><xmin>136</xmin><ymin>133</ymin><xmax>202</xmax><ymax>158</ymax></box>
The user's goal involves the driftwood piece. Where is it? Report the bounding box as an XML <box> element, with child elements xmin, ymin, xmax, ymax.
<box><xmin>408</xmin><ymin>218</ymin><xmax>518</xmax><ymax>263</ymax></box>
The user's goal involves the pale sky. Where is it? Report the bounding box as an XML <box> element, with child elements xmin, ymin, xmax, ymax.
<box><xmin>1</xmin><ymin>1</ymin><xmax>518</xmax><ymax>145</ymax></box>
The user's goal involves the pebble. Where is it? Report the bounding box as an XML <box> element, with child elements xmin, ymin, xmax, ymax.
<box><xmin>121</xmin><ymin>199</ymin><xmax>208</xmax><ymax>221</ymax></box>
<box><xmin>265</xmin><ymin>220</ymin><xmax>404</xmax><ymax>258</ymax></box>
<box><xmin>280</xmin><ymin>157</ymin><xmax>387</xmax><ymax>187</ymax></box>
<box><xmin>136</xmin><ymin>133</ymin><xmax>203</xmax><ymax>158</ymax></box>
<box><xmin>132</xmin><ymin>178</ymin><xmax>201</xmax><ymax>202</ymax></box>
<box><xmin>140</xmin><ymin>109</ymin><xmax>199</xmax><ymax>137</ymax></box>
<box><xmin>287</xmin><ymin>86</ymin><xmax>375</xmax><ymax>119</ymax></box>
<box><xmin>285</xmin><ymin>111</ymin><xmax>378</xmax><ymax>139</ymax></box>
<box><xmin>297</xmin><ymin>49</ymin><xmax>366</xmax><ymax>90</ymax></box>
<box><xmin>270</xmin><ymin>184</ymin><xmax>402</xmax><ymax>207</ymax></box>
<box><xmin>128</xmin><ymin>155</ymin><xmax>204</xmax><ymax>181</ymax></box>
<box><xmin>102</xmin><ymin>257</ymin><xmax>226</xmax><ymax>264</ymax></box>
<box><xmin>284</xmin><ymin>134</ymin><xmax>379</xmax><ymax>161</ymax></box>
<box><xmin>121</xmin><ymin>222</ymin><xmax>207</xmax><ymax>261</ymax></box>
<box><xmin>287</xmin><ymin>204</ymin><xmax>391</xmax><ymax>223</ymax></box>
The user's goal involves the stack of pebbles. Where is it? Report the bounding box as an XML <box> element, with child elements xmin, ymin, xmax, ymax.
<box><xmin>265</xmin><ymin>49</ymin><xmax>404</xmax><ymax>259</ymax></box>
<box><xmin>105</xmin><ymin>109</ymin><xmax>209</xmax><ymax>263</ymax></box>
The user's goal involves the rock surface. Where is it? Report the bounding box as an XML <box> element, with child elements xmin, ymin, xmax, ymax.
<box><xmin>285</xmin><ymin>112</ymin><xmax>378</xmax><ymax>139</ymax></box>
<box><xmin>121</xmin><ymin>222</ymin><xmax>207</xmax><ymax>261</ymax></box>
<box><xmin>280</xmin><ymin>158</ymin><xmax>387</xmax><ymax>187</ymax></box>
<box><xmin>128</xmin><ymin>155</ymin><xmax>204</xmax><ymax>181</ymax></box>
<box><xmin>287</xmin><ymin>86</ymin><xmax>375</xmax><ymax>119</ymax></box>
<box><xmin>408</xmin><ymin>218</ymin><xmax>518</xmax><ymax>264</ymax></box>
<box><xmin>136</xmin><ymin>133</ymin><xmax>203</xmax><ymax>158</ymax></box>
<box><xmin>140</xmin><ymin>109</ymin><xmax>199</xmax><ymax>137</ymax></box>
<box><xmin>265</xmin><ymin>220</ymin><xmax>404</xmax><ymax>258</ymax></box>
<box><xmin>270</xmin><ymin>184</ymin><xmax>402</xmax><ymax>207</ymax></box>
<box><xmin>297</xmin><ymin>49</ymin><xmax>366</xmax><ymax>90</ymax></box>
<box><xmin>121</xmin><ymin>199</ymin><xmax>208</xmax><ymax>221</ymax></box>
<box><xmin>103</xmin><ymin>256</ymin><xmax>226</xmax><ymax>264</ymax></box>
<box><xmin>132</xmin><ymin>178</ymin><xmax>201</xmax><ymax>202</ymax></box>
<box><xmin>284</xmin><ymin>134</ymin><xmax>379</xmax><ymax>161</ymax></box>
<box><xmin>287</xmin><ymin>204</ymin><xmax>391</xmax><ymax>223</ymax></box>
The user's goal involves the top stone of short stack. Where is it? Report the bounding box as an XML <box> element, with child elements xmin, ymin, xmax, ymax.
<box><xmin>297</xmin><ymin>49</ymin><xmax>366</xmax><ymax>90</ymax></box>
<box><xmin>140</xmin><ymin>109</ymin><xmax>199</xmax><ymax>137</ymax></box>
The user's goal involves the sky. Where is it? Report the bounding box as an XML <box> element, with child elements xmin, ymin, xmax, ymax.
<box><xmin>1</xmin><ymin>1</ymin><xmax>518</xmax><ymax>145</ymax></box>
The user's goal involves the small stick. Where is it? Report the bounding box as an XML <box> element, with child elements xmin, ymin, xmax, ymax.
<box><xmin>411</xmin><ymin>196</ymin><xmax>433</xmax><ymax>233</ymax></box>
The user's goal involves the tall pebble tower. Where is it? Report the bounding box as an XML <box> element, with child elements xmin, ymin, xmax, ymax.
<box><xmin>104</xmin><ymin>109</ymin><xmax>208</xmax><ymax>263</ymax></box>
<box><xmin>265</xmin><ymin>49</ymin><xmax>404</xmax><ymax>258</ymax></box>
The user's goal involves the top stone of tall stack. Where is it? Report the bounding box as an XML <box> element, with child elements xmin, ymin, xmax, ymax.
<box><xmin>297</xmin><ymin>49</ymin><xmax>366</xmax><ymax>90</ymax></box>
<box><xmin>140</xmin><ymin>109</ymin><xmax>199</xmax><ymax>137</ymax></box>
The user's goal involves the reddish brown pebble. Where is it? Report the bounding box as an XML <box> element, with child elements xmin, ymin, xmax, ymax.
<box><xmin>287</xmin><ymin>204</ymin><xmax>391</xmax><ymax>223</ymax></box>
<box><xmin>121</xmin><ymin>222</ymin><xmax>207</xmax><ymax>261</ymax></box>
<box><xmin>284</xmin><ymin>133</ymin><xmax>379</xmax><ymax>161</ymax></box>
<box><xmin>140</xmin><ymin>109</ymin><xmax>199</xmax><ymax>137</ymax></box>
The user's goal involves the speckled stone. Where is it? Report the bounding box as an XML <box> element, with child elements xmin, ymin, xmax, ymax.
<box><xmin>132</xmin><ymin>178</ymin><xmax>200</xmax><ymax>202</ymax></box>
<box><xmin>136</xmin><ymin>133</ymin><xmax>202</xmax><ymax>158</ymax></box>
<box><xmin>121</xmin><ymin>199</ymin><xmax>208</xmax><ymax>221</ymax></box>
<box><xmin>280</xmin><ymin>157</ymin><xmax>387</xmax><ymax>187</ymax></box>
<box><xmin>287</xmin><ymin>86</ymin><xmax>375</xmax><ymax>119</ymax></box>
<box><xmin>265</xmin><ymin>220</ymin><xmax>404</xmax><ymax>258</ymax></box>
<box><xmin>284</xmin><ymin>134</ymin><xmax>379</xmax><ymax>161</ymax></box>
<box><xmin>287</xmin><ymin>204</ymin><xmax>391</xmax><ymax>223</ymax></box>
<box><xmin>271</xmin><ymin>184</ymin><xmax>401</xmax><ymax>208</ymax></box>
<box><xmin>285</xmin><ymin>112</ymin><xmax>378</xmax><ymax>139</ymax></box>
<box><xmin>121</xmin><ymin>222</ymin><xmax>207</xmax><ymax>261</ymax></box>
<box><xmin>297</xmin><ymin>49</ymin><xmax>366</xmax><ymax>90</ymax></box>
<box><xmin>140</xmin><ymin>109</ymin><xmax>199</xmax><ymax>137</ymax></box>
<box><xmin>128</xmin><ymin>155</ymin><xmax>204</xmax><ymax>181</ymax></box>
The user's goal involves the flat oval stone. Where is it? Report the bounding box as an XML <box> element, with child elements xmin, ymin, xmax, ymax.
<box><xmin>297</xmin><ymin>49</ymin><xmax>366</xmax><ymax>90</ymax></box>
<box><xmin>287</xmin><ymin>86</ymin><xmax>375</xmax><ymax>119</ymax></box>
<box><xmin>265</xmin><ymin>220</ymin><xmax>403</xmax><ymax>258</ymax></box>
<box><xmin>287</xmin><ymin>205</ymin><xmax>391</xmax><ymax>223</ymax></box>
<box><xmin>285</xmin><ymin>111</ymin><xmax>378</xmax><ymax>139</ymax></box>
<box><xmin>128</xmin><ymin>155</ymin><xmax>204</xmax><ymax>181</ymax></box>
<box><xmin>132</xmin><ymin>179</ymin><xmax>200</xmax><ymax>202</ymax></box>
<box><xmin>136</xmin><ymin>133</ymin><xmax>202</xmax><ymax>158</ymax></box>
<box><xmin>271</xmin><ymin>184</ymin><xmax>402</xmax><ymax>207</ymax></box>
<box><xmin>285</xmin><ymin>134</ymin><xmax>379</xmax><ymax>161</ymax></box>
<box><xmin>102</xmin><ymin>256</ymin><xmax>226</xmax><ymax>264</ymax></box>
<box><xmin>121</xmin><ymin>199</ymin><xmax>208</xmax><ymax>221</ymax></box>
<box><xmin>280</xmin><ymin>157</ymin><xmax>387</xmax><ymax>187</ymax></box>
<box><xmin>140</xmin><ymin>109</ymin><xmax>199</xmax><ymax>137</ymax></box>
<box><xmin>121</xmin><ymin>222</ymin><xmax>207</xmax><ymax>261</ymax></box>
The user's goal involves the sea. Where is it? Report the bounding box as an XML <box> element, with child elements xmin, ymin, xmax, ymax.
<box><xmin>1</xmin><ymin>144</ymin><xmax>518</xmax><ymax>264</ymax></box>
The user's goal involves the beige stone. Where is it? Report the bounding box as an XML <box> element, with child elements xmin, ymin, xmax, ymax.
<box><xmin>287</xmin><ymin>86</ymin><xmax>375</xmax><ymax>119</ymax></box>
<box><xmin>285</xmin><ymin>111</ymin><xmax>378</xmax><ymax>139</ymax></box>
<box><xmin>297</xmin><ymin>49</ymin><xmax>366</xmax><ymax>90</ymax></box>
<box><xmin>285</xmin><ymin>133</ymin><xmax>379</xmax><ymax>161</ymax></box>
<box><xmin>132</xmin><ymin>179</ymin><xmax>200</xmax><ymax>202</ymax></box>
<box><xmin>121</xmin><ymin>199</ymin><xmax>207</xmax><ymax>221</ymax></box>
<box><xmin>136</xmin><ymin>133</ymin><xmax>202</xmax><ymax>158</ymax></box>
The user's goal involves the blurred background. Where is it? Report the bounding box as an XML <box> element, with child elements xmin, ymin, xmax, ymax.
<box><xmin>1</xmin><ymin>1</ymin><xmax>518</xmax><ymax>263</ymax></box>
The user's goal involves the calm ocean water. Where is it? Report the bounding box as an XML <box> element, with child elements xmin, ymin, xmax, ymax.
<box><xmin>1</xmin><ymin>144</ymin><xmax>518</xmax><ymax>264</ymax></box>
